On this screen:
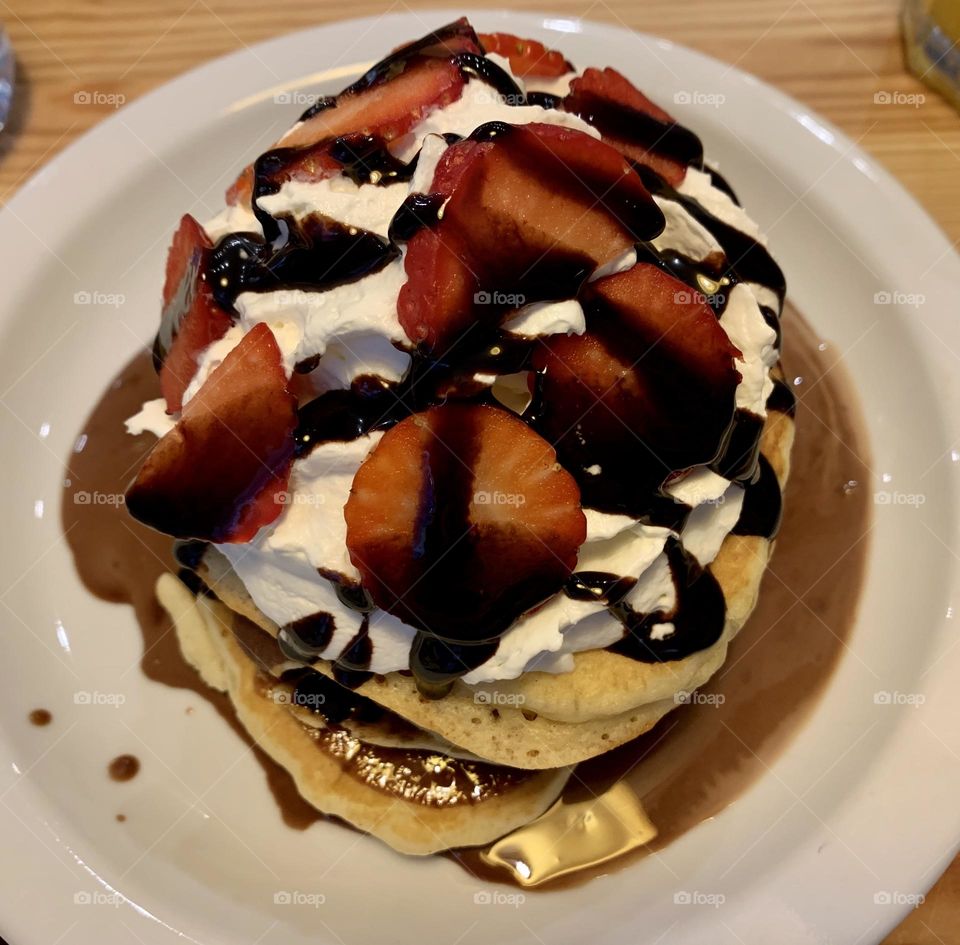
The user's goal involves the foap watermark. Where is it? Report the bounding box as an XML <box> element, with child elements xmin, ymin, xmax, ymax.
<box><xmin>273</xmin><ymin>890</ymin><xmax>326</xmax><ymax>907</ymax></box>
<box><xmin>674</xmin><ymin>689</ymin><xmax>726</xmax><ymax>707</ymax></box>
<box><xmin>873</xmin><ymin>290</ymin><xmax>925</xmax><ymax>308</ymax></box>
<box><xmin>273</xmin><ymin>491</ymin><xmax>326</xmax><ymax>507</ymax></box>
<box><xmin>474</xmin><ymin>290</ymin><xmax>526</xmax><ymax>307</ymax></box>
<box><xmin>74</xmin><ymin>690</ymin><xmax>126</xmax><ymax>708</ymax></box>
<box><xmin>269</xmin><ymin>289</ymin><xmax>311</xmax><ymax>307</ymax></box>
<box><xmin>473</xmin><ymin>889</ymin><xmax>526</xmax><ymax>908</ymax></box>
<box><xmin>673</xmin><ymin>890</ymin><xmax>726</xmax><ymax>908</ymax></box>
<box><xmin>74</xmin><ymin>90</ymin><xmax>126</xmax><ymax>108</ymax></box>
<box><xmin>874</xmin><ymin>690</ymin><xmax>926</xmax><ymax>708</ymax></box>
<box><xmin>474</xmin><ymin>690</ymin><xmax>526</xmax><ymax>707</ymax></box>
<box><xmin>674</xmin><ymin>289</ymin><xmax>725</xmax><ymax>309</ymax></box>
<box><xmin>474</xmin><ymin>89</ymin><xmax>527</xmax><ymax>107</ymax></box>
<box><xmin>873</xmin><ymin>90</ymin><xmax>925</xmax><ymax>108</ymax></box>
<box><xmin>873</xmin><ymin>490</ymin><xmax>925</xmax><ymax>507</ymax></box>
<box><xmin>673</xmin><ymin>489</ymin><xmax>726</xmax><ymax>507</ymax></box>
<box><xmin>474</xmin><ymin>490</ymin><xmax>526</xmax><ymax>507</ymax></box>
<box><xmin>874</xmin><ymin>890</ymin><xmax>925</xmax><ymax>907</ymax></box>
<box><xmin>74</xmin><ymin>490</ymin><xmax>125</xmax><ymax>507</ymax></box>
<box><xmin>73</xmin><ymin>890</ymin><xmax>123</xmax><ymax>908</ymax></box>
<box><xmin>273</xmin><ymin>90</ymin><xmax>329</xmax><ymax>109</ymax></box>
<box><xmin>273</xmin><ymin>688</ymin><xmax>327</xmax><ymax>711</ymax></box>
<box><xmin>74</xmin><ymin>290</ymin><xmax>126</xmax><ymax>308</ymax></box>
<box><xmin>673</xmin><ymin>90</ymin><xmax>726</xmax><ymax>108</ymax></box>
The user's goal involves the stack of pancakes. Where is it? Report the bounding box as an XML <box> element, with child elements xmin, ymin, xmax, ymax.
<box><xmin>157</xmin><ymin>411</ymin><xmax>793</xmax><ymax>855</ymax></box>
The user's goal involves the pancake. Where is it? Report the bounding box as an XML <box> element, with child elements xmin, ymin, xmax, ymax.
<box><xmin>155</xmin><ymin>573</ymin><xmax>571</xmax><ymax>854</ymax></box>
<box><xmin>192</xmin><ymin>409</ymin><xmax>793</xmax><ymax>770</ymax></box>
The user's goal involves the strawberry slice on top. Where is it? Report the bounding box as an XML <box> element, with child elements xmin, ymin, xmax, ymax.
<box><xmin>127</xmin><ymin>323</ymin><xmax>297</xmax><ymax>543</ymax></box>
<box><xmin>396</xmin><ymin>122</ymin><xmax>664</xmax><ymax>353</ymax></box>
<box><xmin>344</xmin><ymin>403</ymin><xmax>586</xmax><ymax>648</ymax></box>
<box><xmin>226</xmin><ymin>19</ymin><xmax>481</xmax><ymax>205</ymax></box>
<box><xmin>531</xmin><ymin>263</ymin><xmax>741</xmax><ymax>516</ymax></box>
<box><xmin>479</xmin><ymin>32</ymin><xmax>572</xmax><ymax>77</ymax></box>
<box><xmin>279</xmin><ymin>59</ymin><xmax>468</xmax><ymax>152</ymax></box>
<box><xmin>562</xmin><ymin>67</ymin><xmax>703</xmax><ymax>186</ymax></box>
<box><xmin>154</xmin><ymin>214</ymin><xmax>233</xmax><ymax>414</ymax></box>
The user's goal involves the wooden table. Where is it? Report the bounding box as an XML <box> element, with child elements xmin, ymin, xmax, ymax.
<box><xmin>0</xmin><ymin>0</ymin><xmax>957</xmax><ymax>941</ymax></box>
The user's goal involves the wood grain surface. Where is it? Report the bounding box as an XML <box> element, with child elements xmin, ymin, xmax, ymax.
<box><xmin>0</xmin><ymin>1</ymin><xmax>957</xmax><ymax>942</ymax></box>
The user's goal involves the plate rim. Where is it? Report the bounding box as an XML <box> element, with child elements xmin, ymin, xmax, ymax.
<box><xmin>0</xmin><ymin>9</ymin><xmax>959</xmax><ymax>945</ymax></box>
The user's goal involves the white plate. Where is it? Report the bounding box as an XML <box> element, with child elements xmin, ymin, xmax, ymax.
<box><xmin>1</xmin><ymin>10</ymin><xmax>958</xmax><ymax>944</ymax></box>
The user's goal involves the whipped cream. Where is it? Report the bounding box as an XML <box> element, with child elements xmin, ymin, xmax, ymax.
<box><xmin>133</xmin><ymin>57</ymin><xmax>782</xmax><ymax>685</ymax></box>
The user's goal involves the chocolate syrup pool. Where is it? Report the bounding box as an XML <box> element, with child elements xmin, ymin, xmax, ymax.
<box><xmin>60</xmin><ymin>302</ymin><xmax>871</xmax><ymax>881</ymax></box>
<box><xmin>60</xmin><ymin>356</ymin><xmax>321</xmax><ymax>829</ymax></box>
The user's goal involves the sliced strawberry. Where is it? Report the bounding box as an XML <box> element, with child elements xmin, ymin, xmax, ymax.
<box><xmin>396</xmin><ymin>122</ymin><xmax>663</xmax><ymax>352</ymax></box>
<box><xmin>161</xmin><ymin>214</ymin><xmax>208</xmax><ymax>310</ymax></box>
<box><xmin>374</xmin><ymin>17</ymin><xmax>482</xmax><ymax>69</ymax></box>
<box><xmin>397</xmin><ymin>227</ymin><xmax>478</xmax><ymax>355</ymax></box>
<box><xmin>562</xmin><ymin>67</ymin><xmax>702</xmax><ymax>185</ymax></box>
<box><xmin>225</xmin><ymin>164</ymin><xmax>254</xmax><ymax>207</ymax></box>
<box><xmin>589</xmin><ymin>264</ymin><xmax>741</xmax><ymax>389</ymax></box>
<box><xmin>531</xmin><ymin>263</ymin><xmax>741</xmax><ymax>514</ymax></box>
<box><xmin>280</xmin><ymin>58</ymin><xmax>466</xmax><ymax>151</ymax></box>
<box><xmin>344</xmin><ymin>403</ymin><xmax>586</xmax><ymax>642</ymax></box>
<box><xmin>227</xmin><ymin>60</ymin><xmax>463</xmax><ymax>203</ymax></box>
<box><xmin>127</xmin><ymin>324</ymin><xmax>297</xmax><ymax>543</ymax></box>
<box><xmin>574</xmin><ymin>67</ymin><xmax>676</xmax><ymax>123</ymax></box>
<box><xmin>427</xmin><ymin>136</ymin><xmax>488</xmax><ymax>195</ymax></box>
<box><xmin>155</xmin><ymin>214</ymin><xmax>233</xmax><ymax>414</ymax></box>
<box><xmin>479</xmin><ymin>32</ymin><xmax>572</xmax><ymax>77</ymax></box>
<box><xmin>442</xmin><ymin>123</ymin><xmax>659</xmax><ymax>271</ymax></box>
<box><xmin>225</xmin><ymin>20</ymin><xmax>480</xmax><ymax>203</ymax></box>
<box><xmin>251</xmin><ymin>138</ymin><xmax>342</xmax><ymax>200</ymax></box>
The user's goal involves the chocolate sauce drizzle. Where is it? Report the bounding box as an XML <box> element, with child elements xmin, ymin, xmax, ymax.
<box><xmin>276</xmin><ymin>577</ymin><xmax>379</xmax><ymax>685</ymax></box>
<box><xmin>207</xmin><ymin>214</ymin><xmax>397</xmax><ymax>311</ymax></box>
<box><xmin>705</xmin><ymin>167</ymin><xmax>740</xmax><ymax>205</ymax></box>
<box><xmin>608</xmin><ymin>539</ymin><xmax>727</xmax><ymax>662</ymax></box>
<box><xmin>525</xmin><ymin>91</ymin><xmax>561</xmax><ymax>110</ymax></box>
<box><xmin>278</xmin><ymin>612</ymin><xmax>336</xmax><ymax>662</ymax></box>
<box><xmin>452</xmin><ymin>51</ymin><xmax>526</xmax><ymax>102</ymax></box>
<box><xmin>566</xmin><ymin>94</ymin><xmax>705</xmax><ymax>170</ymax></box>
<box><xmin>255</xmin><ymin>131</ymin><xmax>465</xmax><ymax>212</ymax></box>
<box><xmin>293</xmin><ymin>375</ymin><xmax>409</xmax><ymax>456</ymax></box>
<box><xmin>298</xmin><ymin>96</ymin><xmax>337</xmax><ymax>123</ymax></box>
<box><xmin>636</xmin><ymin>165</ymin><xmax>786</xmax><ymax>306</ymax></box>
<box><xmin>329</xmin><ymin>134</ymin><xmax>419</xmax><ymax>187</ymax></box>
<box><xmin>388</xmin><ymin>192</ymin><xmax>447</xmax><ymax>242</ymax></box>
<box><xmin>172</xmin><ymin>19</ymin><xmax>789</xmax><ymax>688</ymax></box>
<box><xmin>286</xmin><ymin>667</ymin><xmax>384</xmax><ymax>724</ymax></box>
<box><xmin>173</xmin><ymin>539</ymin><xmax>209</xmax><ymax>570</ymax></box>
<box><xmin>714</xmin><ymin>409</ymin><xmax>765</xmax><ymax>483</ymax></box>
<box><xmin>733</xmin><ymin>454</ymin><xmax>783</xmax><ymax>540</ymax></box>
<box><xmin>565</xmin><ymin>572</ymin><xmax>638</xmax><ymax>604</ymax></box>
<box><xmin>332</xmin><ymin>616</ymin><xmax>374</xmax><ymax>688</ymax></box>
<box><xmin>335</xmin><ymin>580</ymin><xmax>376</xmax><ymax>614</ymax></box>
<box><xmin>634</xmin><ymin>242</ymin><xmax>732</xmax><ymax>315</ymax></box>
